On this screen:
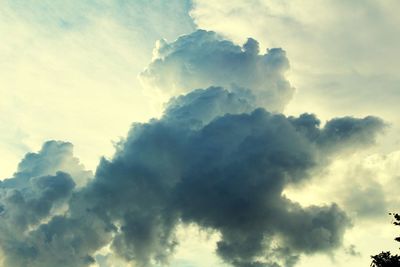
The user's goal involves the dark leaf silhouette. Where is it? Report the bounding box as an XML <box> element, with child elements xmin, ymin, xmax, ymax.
<box><xmin>370</xmin><ymin>213</ymin><xmax>400</xmax><ymax>267</ymax></box>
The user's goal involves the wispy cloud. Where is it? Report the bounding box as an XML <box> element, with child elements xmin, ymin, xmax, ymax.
<box><xmin>0</xmin><ymin>0</ymin><xmax>194</xmax><ymax>177</ymax></box>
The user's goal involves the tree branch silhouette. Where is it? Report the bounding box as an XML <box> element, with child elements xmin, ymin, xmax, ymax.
<box><xmin>370</xmin><ymin>213</ymin><xmax>400</xmax><ymax>267</ymax></box>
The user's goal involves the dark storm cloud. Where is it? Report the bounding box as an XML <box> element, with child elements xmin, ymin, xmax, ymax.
<box><xmin>141</xmin><ymin>30</ymin><xmax>294</xmax><ymax>112</ymax></box>
<box><xmin>0</xmin><ymin>87</ymin><xmax>384</xmax><ymax>267</ymax></box>
<box><xmin>91</xmin><ymin>88</ymin><xmax>382</xmax><ymax>267</ymax></box>
<box><xmin>289</xmin><ymin>113</ymin><xmax>386</xmax><ymax>154</ymax></box>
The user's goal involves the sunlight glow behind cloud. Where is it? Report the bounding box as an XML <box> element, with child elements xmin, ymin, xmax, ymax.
<box><xmin>1</xmin><ymin>1</ymin><xmax>399</xmax><ymax>267</ymax></box>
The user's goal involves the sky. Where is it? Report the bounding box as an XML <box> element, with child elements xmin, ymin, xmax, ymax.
<box><xmin>0</xmin><ymin>1</ymin><xmax>399</xmax><ymax>267</ymax></box>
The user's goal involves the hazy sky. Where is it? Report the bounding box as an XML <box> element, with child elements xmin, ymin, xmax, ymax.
<box><xmin>1</xmin><ymin>1</ymin><xmax>399</xmax><ymax>267</ymax></box>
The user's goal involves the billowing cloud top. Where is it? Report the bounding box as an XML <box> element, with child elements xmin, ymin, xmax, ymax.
<box><xmin>141</xmin><ymin>30</ymin><xmax>294</xmax><ymax>112</ymax></box>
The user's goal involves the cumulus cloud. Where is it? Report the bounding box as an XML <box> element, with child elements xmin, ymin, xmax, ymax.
<box><xmin>0</xmin><ymin>86</ymin><xmax>384</xmax><ymax>267</ymax></box>
<box><xmin>141</xmin><ymin>30</ymin><xmax>294</xmax><ymax>112</ymax></box>
<box><xmin>0</xmin><ymin>7</ymin><xmax>388</xmax><ymax>265</ymax></box>
<box><xmin>0</xmin><ymin>141</ymin><xmax>94</xmax><ymax>266</ymax></box>
<box><xmin>164</xmin><ymin>86</ymin><xmax>255</xmax><ymax>127</ymax></box>
<box><xmin>9</xmin><ymin>141</ymin><xmax>93</xmax><ymax>187</ymax></box>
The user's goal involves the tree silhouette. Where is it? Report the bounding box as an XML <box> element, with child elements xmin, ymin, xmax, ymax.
<box><xmin>370</xmin><ymin>213</ymin><xmax>400</xmax><ymax>267</ymax></box>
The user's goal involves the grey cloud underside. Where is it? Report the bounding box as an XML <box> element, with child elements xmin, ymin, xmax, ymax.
<box><xmin>141</xmin><ymin>30</ymin><xmax>294</xmax><ymax>112</ymax></box>
<box><xmin>0</xmin><ymin>87</ymin><xmax>384</xmax><ymax>267</ymax></box>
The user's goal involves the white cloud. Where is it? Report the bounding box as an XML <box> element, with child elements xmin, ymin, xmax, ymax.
<box><xmin>191</xmin><ymin>0</ymin><xmax>400</xmax><ymax>123</ymax></box>
<box><xmin>141</xmin><ymin>30</ymin><xmax>294</xmax><ymax>112</ymax></box>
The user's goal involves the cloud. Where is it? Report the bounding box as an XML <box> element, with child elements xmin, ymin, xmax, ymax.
<box><xmin>337</xmin><ymin>151</ymin><xmax>400</xmax><ymax>220</ymax></box>
<box><xmin>343</xmin><ymin>179</ymin><xmax>387</xmax><ymax>219</ymax></box>
<box><xmin>164</xmin><ymin>86</ymin><xmax>255</xmax><ymax>126</ymax></box>
<box><xmin>0</xmin><ymin>141</ymin><xmax>95</xmax><ymax>267</ymax></box>
<box><xmin>0</xmin><ymin>140</ymin><xmax>91</xmax><ymax>228</ymax></box>
<box><xmin>0</xmin><ymin>86</ymin><xmax>384</xmax><ymax>267</ymax></box>
<box><xmin>141</xmin><ymin>30</ymin><xmax>294</xmax><ymax>112</ymax></box>
<box><xmin>9</xmin><ymin>141</ymin><xmax>93</xmax><ymax>187</ymax></box>
<box><xmin>190</xmin><ymin>1</ymin><xmax>400</xmax><ymax>133</ymax></box>
<box><xmin>0</xmin><ymin>4</ymin><xmax>390</xmax><ymax>265</ymax></box>
<box><xmin>0</xmin><ymin>171</ymin><xmax>75</xmax><ymax>230</ymax></box>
